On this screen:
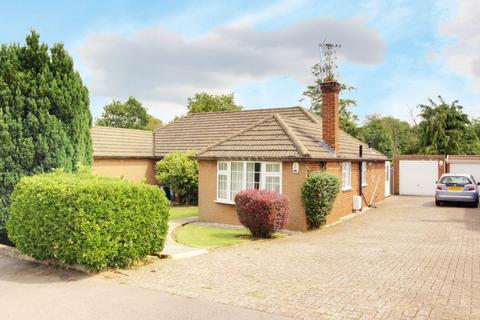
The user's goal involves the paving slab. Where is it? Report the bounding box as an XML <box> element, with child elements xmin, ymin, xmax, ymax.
<box><xmin>162</xmin><ymin>217</ymin><xmax>208</xmax><ymax>259</ymax></box>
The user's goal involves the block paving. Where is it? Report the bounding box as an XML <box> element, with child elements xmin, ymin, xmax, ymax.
<box><xmin>105</xmin><ymin>196</ymin><xmax>480</xmax><ymax>319</ymax></box>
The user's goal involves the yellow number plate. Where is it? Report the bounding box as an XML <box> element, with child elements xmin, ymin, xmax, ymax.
<box><xmin>448</xmin><ymin>186</ymin><xmax>463</xmax><ymax>191</ymax></box>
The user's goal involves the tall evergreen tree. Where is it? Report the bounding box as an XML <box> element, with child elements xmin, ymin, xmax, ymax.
<box><xmin>0</xmin><ymin>31</ymin><xmax>92</xmax><ymax>231</ymax></box>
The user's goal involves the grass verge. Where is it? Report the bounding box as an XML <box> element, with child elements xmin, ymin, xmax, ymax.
<box><xmin>169</xmin><ymin>206</ymin><xmax>198</xmax><ymax>221</ymax></box>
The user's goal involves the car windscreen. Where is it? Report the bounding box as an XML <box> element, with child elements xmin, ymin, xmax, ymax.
<box><xmin>440</xmin><ymin>176</ymin><xmax>472</xmax><ymax>186</ymax></box>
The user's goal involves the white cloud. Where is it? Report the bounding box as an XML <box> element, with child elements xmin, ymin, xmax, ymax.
<box><xmin>440</xmin><ymin>0</ymin><xmax>480</xmax><ymax>88</ymax></box>
<box><xmin>77</xmin><ymin>17</ymin><xmax>384</xmax><ymax>119</ymax></box>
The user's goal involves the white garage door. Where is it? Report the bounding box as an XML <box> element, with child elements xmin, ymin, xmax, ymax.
<box><xmin>450</xmin><ymin>163</ymin><xmax>480</xmax><ymax>182</ymax></box>
<box><xmin>399</xmin><ymin>160</ymin><xmax>438</xmax><ymax>196</ymax></box>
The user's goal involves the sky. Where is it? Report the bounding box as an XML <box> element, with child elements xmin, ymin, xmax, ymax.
<box><xmin>1</xmin><ymin>0</ymin><xmax>479</xmax><ymax>124</ymax></box>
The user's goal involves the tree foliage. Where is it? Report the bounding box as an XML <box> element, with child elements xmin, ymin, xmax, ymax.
<box><xmin>302</xmin><ymin>63</ymin><xmax>359</xmax><ymax>137</ymax></box>
<box><xmin>359</xmin><ymin>115</ymin><xmax>419</xmax><ymax>159</ymax></box>
<box><xmin>0</xmin><ymin>31</ymin><xmax>92</xmax><ymax>230</ymax></box>
<box><xmin>187</xmin><ymin>92</ymin><xmax>242</xmax><ymax>113</ymax></box>
<box><xmin>145</xmin><ymin>115</ymin><xmax>163</xmax><ymax>130</ymax></box>
<box><xmin>417</xmin><ymin>96</ymin><xmax>480</xmax><ymax>155</ymax></box>
<box><xmin>96</xmin><ymin>97</ymin><xmax>150</xmax><ymax>129</ymax></box>
<box><xmin>155</xmin><ymin>151</ymin><xmax>198</xmax><ymax>205</ymax></box>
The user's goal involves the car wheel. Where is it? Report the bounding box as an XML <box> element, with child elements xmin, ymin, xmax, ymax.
<box><xmin>435</xmin><ymin>200</ymin><xmax>441</xmax><ymax>206</ymax></box>
<box><xmin>472</xmin><ymin>201</ymin><xmax>479</xmax><ymax>208</ymax></box>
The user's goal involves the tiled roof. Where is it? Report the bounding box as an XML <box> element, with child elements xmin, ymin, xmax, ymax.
<box><xmin>447</xmin><ymin>155</ymin><xmax>480</xmax><ymax>162</ymax></box>
<box><xmin>91</xmin><ymin>126</ymin><xmax>154</xmax><ymax>158</ymax></box>
<box><xmin>283</xmin><ymin>115</ymin><xmax>386</xmax><ymax>160</ymax></box>
<box><xmin>195</xmin><ymin>110</ymin><xmax>387</xmax><ymax>161</ymax></box>
<box><xmin>153</xmin><ymin>107</ymin><xmax>314</xmax><ymax>157</ymax></box>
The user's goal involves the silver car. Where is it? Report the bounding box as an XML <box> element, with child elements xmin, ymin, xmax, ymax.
<box><xmin>435</xmin><ymin>173</ymin><xmax>479</xmax><ymax>207</ymax></box>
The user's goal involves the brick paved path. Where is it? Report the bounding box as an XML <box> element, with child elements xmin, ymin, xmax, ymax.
<box><xmin>105</xmin><ymin>197</ymin><xmax>480</xmax><ymax>319</ymax></box>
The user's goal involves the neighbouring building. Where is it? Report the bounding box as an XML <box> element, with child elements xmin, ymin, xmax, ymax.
<box><xmin>394</xmin><ymin>154</ymin><xmax>480</xmax><ymax>196</ymax></box>
<box><xmin>91</xmin><ymin>126</ymin><xmax>157</xmax><ymax>184</ymax></box>
<box><xmin>91</xmin><ymin>81</ymin><xmax>389</xmax><ymax>231</ymax></box>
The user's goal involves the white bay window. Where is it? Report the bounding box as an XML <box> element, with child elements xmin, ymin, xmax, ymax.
<box><xmin>216</xmin><ymin>161</ymin><xmax>282</xmax><ymax>203</ymax></box>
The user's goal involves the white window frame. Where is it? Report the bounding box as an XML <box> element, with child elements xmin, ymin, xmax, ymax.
<box><xmin>216</xmin><ymin>161</ymin><xmax>282</xmax><ymax>204</ymax></box>
<box><xmin>216</xmin><ymin>161</ymin><xmax>230</xmax><ymax>202</ymax></box>
<box><xmin>361</xmin><ymin>161</ymin><xmax>367</xmax><ymax>187</ymax></box>
<box><xmin>342</xmin><ymin>162</ymin><xmax>352</xmax><ymax>191</ymax></box>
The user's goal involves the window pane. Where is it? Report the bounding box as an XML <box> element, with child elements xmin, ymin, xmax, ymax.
<box><xmin>218</xmin><ymin>162</ymin><xmax>227</xmax><ymax>171</ymax></box>
<box><xmin>265</xmin><ymin>176</ymin><xmax>280</xmax><ymax>193</ymax></box>
<box><xmin>266</xmin><ymin>163</ymin><xmax>280</xmax><ymax>173</ymax></box>
<box><xmin>246</xmin><ymin>162</ymin><xmax>261</xmax><ymax>190</ymax></box>
<box><xmin>362</xmin><ymin>162</ymin><xmax>367</xmax><ymax>185</ymax></box>
<box><xmin>343</xmin><ymin>162</ymin><xmax>351</xmax><ymax>188</ymax></box>
<box><xmin>217</xmin><ymin>174</ymin><xmax>228</xmax><ymax>199</ymax></box>
<box><xmin>230</xmin><ymin>162</ymin><xmax>245</xmax><ymax>200</ymax></box>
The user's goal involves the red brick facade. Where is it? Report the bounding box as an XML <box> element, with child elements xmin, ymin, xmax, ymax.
<box><xmin>198</xmin><ymin>160</ymin><xmax>386</xmax><ymax>231</ymax></box>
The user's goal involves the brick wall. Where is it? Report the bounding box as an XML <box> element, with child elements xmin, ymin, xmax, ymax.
<box><xmin>320</xmin><ymin>82</ymin><xmax>341</xmax><ymax>152</ymax></box>
<box><xmin>326</xmin><ymin>161</ymin><xmax>386</xmax><ymax>224</ymax></box>
<box><xmin>198</xmin><ymin>159</ymin><xmax>386</xmax><ymax>231</ymax></box>
<box><xmin>393</xmin><ymin>155</ymin><xmax>445</xmax><ymax>195</ymax></box>
<box><xmin>92</xmin><ymin>158</ymin><xmax>158</xmax><ymax>185</ymax></box>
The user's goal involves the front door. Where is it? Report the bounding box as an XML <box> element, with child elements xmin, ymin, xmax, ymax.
<box><xmin>385</xmin><ymin>161</ymin><xmax>391</xmax><ymax>196</ymax></box>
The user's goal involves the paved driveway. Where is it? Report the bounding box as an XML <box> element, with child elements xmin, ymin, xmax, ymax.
<box><xmin>105</xmin><ymin>196</ymin><xmax>480</xmax><ymax>320</ymax></box>
<box><xmin>0</xmin><ymin>255</ymin><xmax>290</xmax><ymax>320</ymax></box>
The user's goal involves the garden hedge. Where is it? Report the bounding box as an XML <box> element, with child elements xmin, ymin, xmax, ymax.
<box><xmin>6</xmin><ymin>171</ymin><xmax>169</xmax><ymax>271</ymax></box>
<box><xmin>235</xmin><ymin>189</ymin><xmax>289</xmax><ymax>238</ymax></box>
<box><xmin>301</xmin><ymin>171</ymin><xmax>340</xmax><ymax>229</ymax></box>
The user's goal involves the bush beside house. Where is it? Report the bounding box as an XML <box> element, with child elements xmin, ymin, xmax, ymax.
<box><xmin>234</xmin><ymin>190</ymin><xmax>289</xmax><ymax>238</ymax></box>
<box><xmin>301</xmin><ymin>171</ymin><xmax>340</xmax><ymax>229</ymax></box>
<box><xmin>7</xmin><ymin>171</ymin><xmax>169</xmax><ymax>271</ymax></box>
<box><xmin>156</xmin><ymin>151</ymin><xmax>198</xmax><ymax>205</ymax></box>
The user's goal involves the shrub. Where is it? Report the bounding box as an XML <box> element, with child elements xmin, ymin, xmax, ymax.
<box><xmin>156</xmin><ymin>151</ymin><xmax>198</xmax><ymax>205</ymax></box>
<box><xmin>234</xmin><ymin>190</ymin><xmax>289</xmax><ymax>238</ymax></box>
<box><xmin>6</xmin><ymin>171</ymin><xmax>169</xmax><ymax>271</ymax></box>
<box><xmin>301</xmin><ymin>171</ymin><xmax>340</xmax><ymax>229</ymax></box>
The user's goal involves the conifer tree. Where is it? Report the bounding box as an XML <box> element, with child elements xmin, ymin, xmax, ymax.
<box><xmin>0</xmin><ymin>31</ymin><xmax>92</xmax><ymax>231</ymax></box>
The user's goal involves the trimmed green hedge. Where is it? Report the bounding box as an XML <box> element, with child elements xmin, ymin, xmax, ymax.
<box><xmin>6</xmin><ymin>171</ymin><xmax>169</xmax><ymax>271</ymax></box>
<box><xmin>301</xmin><ymin>171</ymin><xmax>340</xmax><ymax>229</ymax></box>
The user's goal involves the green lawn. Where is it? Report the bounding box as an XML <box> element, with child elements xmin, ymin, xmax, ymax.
<box><xmin>175</xmin><ymin>224</ymin><xmax>286</xmax><ymax>249</ymax></box>
<box><xmin>169</xmin><ymin>206</ymin><xmax>198</xmax><ymax>221</ymax></box>
<box><xmin>175</xmin><ymin>224</ymin><xmax>251</xmax><ymax>249</ymax></box>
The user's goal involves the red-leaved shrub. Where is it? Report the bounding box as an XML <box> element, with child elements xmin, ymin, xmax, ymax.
<box><xmin>234</xmin><ymin>190</ymin><xmax>289</xmax><ymax>238</ymax></box>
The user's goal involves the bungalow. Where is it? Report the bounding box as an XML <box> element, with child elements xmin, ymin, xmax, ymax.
<box><xmin>153</xmin><ymin>80</ymin><xmax>388</xmax><ymax>231</ymax></box>
<box><xmin>90</xmin><ymin>80</ymin><xmax>388</xmax><ymax>231</ymax></box>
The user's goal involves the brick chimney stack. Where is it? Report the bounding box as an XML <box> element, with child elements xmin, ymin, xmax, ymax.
<box><xmin>320</xmin><ymin>81</ymin><xmax>341</xmax><ymax>154</ymax></box>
